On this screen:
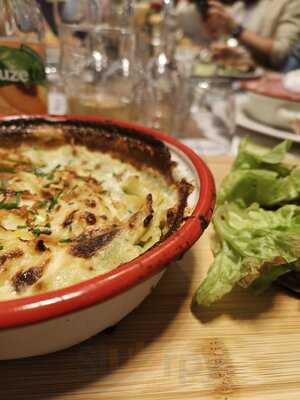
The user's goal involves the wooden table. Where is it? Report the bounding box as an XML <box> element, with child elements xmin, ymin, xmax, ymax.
<box><xmin>2</xmin><ymin>157</ymin><xmax>300</xmax><ymax>400</ymax></box>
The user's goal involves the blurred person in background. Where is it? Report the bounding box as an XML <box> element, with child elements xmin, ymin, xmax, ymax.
<box><xmin>199</xmin><ymin>0</ymin><xmax>300</xmax><ymax>70</ymax></box>
<box><xmin>176</xmin><ymin>0</ymin><xmax>208</xmax><ymax>44</ymax></box>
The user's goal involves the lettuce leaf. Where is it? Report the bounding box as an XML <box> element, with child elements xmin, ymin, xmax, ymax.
<box><xmin>218</xmin><ymin>139</ymin><xmax>300</xmax><ymax>207</ymax></box>
<box><xmin>195</xmin><ymin>242</ymin><xmax>243</xmax><ymax>306</ymax></box>
<box><xmin>195</xmin><ymin>139</ymin><xmax>300</xmax><ymax>306</ymax></box>
<box><xmin>232</xmin><ymin>138</ymin><xmax>292</xmax><ymax>170</ymax></box>
<box><xmin>196</xmin><ymin>203</ymin><xmax>300</xmax><ymax>306</ymax></box>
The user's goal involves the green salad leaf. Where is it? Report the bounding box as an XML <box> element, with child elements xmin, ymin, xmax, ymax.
<box><xmin>196</xmin><ymin>138</ymin><xmax>300</xmax><ymax>306</ymax></box>
<box><xmin>218</xmin><ymin>139</ymin><xmax>300</xmax><ymax>207</ymax></box>
<box><xmin>233</xmin><ymin>138</ymin><xmax>292</xmax><ymax>170</ymax></box>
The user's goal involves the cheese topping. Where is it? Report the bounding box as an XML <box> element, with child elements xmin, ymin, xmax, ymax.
<box><xmin>0</xmin><ymin>142</ymin><xmax>185</xmax><ymax>300</ymax></box>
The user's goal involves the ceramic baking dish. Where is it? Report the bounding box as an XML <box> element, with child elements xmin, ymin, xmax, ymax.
<box><xmin>0</xmin><ymin>115</ymin><xmax>215</xmax><ymax>360</ymax></box>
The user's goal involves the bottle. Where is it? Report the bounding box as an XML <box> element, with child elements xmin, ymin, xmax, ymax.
<box><xmin>0</xmin><ymin>0</ymin><xmax>47</xmax><ymax>115</ymax></box>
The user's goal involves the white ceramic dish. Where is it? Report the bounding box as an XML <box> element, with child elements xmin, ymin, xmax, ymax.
<box><xmin>243</xmin><ymin>92</ymin><xmax>300</xmax><ymax>131</ymax></box>
<box><xmin>0</xmin><ymin>270</ymin><xmax>165</xmax><ymax>360</ymax></box>
<box><xmin>236</xmin><ymin>95</ymin><xmax>300</xmax><ymax>143</ymax></box>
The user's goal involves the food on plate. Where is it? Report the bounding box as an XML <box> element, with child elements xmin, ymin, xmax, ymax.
<box><xmin>193</xmin><ymin>45</ymin><xmax>256</xmax><ymax>78</ymax></box>
<box><xmin>193</xmin><ymin>62</ymin><xmax>218</xmax><ymax>77</ymax></box>
<box><xmin>0</xmin><ymin>120</ymin><xmax>193</xmax><ymax>300</ymax></box>
<box><xmin>212</xmin><ymin>44</ymin><xmax>256</xmax><ymax>74</ymax></box>
<box><xmin>195</xmin><ymin>139</ymin><xmax>300</xmax><ymax>306</ymax></box>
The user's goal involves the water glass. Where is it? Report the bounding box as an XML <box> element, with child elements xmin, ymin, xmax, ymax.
<box><xmin>60</xmin><ymin>24</ymin><xmax>138</xmax><ymax>121</ymax></box>
<box><xmin>133</xmin><ymin>0</ymin><xmax>179</xmax><ymax>66</ymax></box>
<box><xmin>138</xmin><ymin>52</ymin><xmax>180</xmax><ymax>134</ymax></box>
<box><xmin>52</xmin><ymin>0</ymin><xmax>134</xmax><ymax>30</ymax></box>
<box><xmin>191</xmin><ymin>79</ymin><xmax>236</xmax><ymax>144</ymax></box>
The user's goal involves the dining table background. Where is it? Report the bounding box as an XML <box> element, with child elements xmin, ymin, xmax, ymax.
<box><xmin>44</xmin><ymin>0</ymin><xmax>300</xmax><ymax>159</ymax></box>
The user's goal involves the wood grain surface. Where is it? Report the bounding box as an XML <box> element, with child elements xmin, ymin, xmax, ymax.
<box><xmin>1</xmin><ymin>156</ymin><xmax>300</xmax><ymax>400</ymax></box>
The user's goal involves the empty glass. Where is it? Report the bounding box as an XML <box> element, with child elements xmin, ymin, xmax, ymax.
<box><xmin>52</xmin><ymin>0</ymin><xmax>134</xmax><ymax>30</ymax></box>
<box><xmin>138</xmin><ymin>50</ymin><xmax>180</xmax><ymax>134</ymax></box>
<box><xmin>133</xmin><ymin>0</ymin><xmax>180</xmax><ymax>67</ymax></box>
<box><xmin>191</xmin><ymin>79</ymin><xmax>236</xmax><ymax>144</ymax></box>
<box><xmin>61</xmin><ymin>24</ymin><xmax>138</xmax><ymax>121</ymax></box>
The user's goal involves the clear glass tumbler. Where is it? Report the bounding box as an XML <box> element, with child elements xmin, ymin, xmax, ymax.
<box><xmin>140</xmin><ymin>51</ymin><xmax>180</xmax><ymax>134</ymax></box>
<box><xmin>52</xmin><ymin>0</ymin><xmax>134</xmax><ymax>30</ymax></box>
<box><xmin>191</xmin><ymin>79</ymin><xmax>236</xmax><ymax>144</ymax></box>
<box><xmin>60</xmin><ymin>24</ymin><xmax>138</xmax><ymax>121</ymax></box>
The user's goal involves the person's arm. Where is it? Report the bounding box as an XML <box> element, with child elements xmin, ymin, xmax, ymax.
<box><xmin>236</xmin><ymin>28</ymin><xmax>274</xmax><ymax>59</ymax></box>
<box><xmin>239</xmin><ymin>0</ymin><xmax>300</xmax><ymax>67</ymax></box>
<box><xmin>206</xmin><ymin>0</ymin><xmax>274</xmax><ymax>54</ymax></box>
<box><xmin>205</xmin><ymin>0</ymin><xmax>300</xmax><ymax>68</ymax></box>
<box><xmin>266</xmin><ymin>0</ymin><xmax>300</xmax><ymax>67</ymax></box>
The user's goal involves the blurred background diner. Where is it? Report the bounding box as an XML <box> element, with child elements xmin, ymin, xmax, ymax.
<box><xmin>3</xmin><ymin>0</ymin><xmax>300</xmax><ymax>156</ymax></box>
<box><xmin>196</xmin><ymin>0</ymin><xmax>300</xmax><ymax>70</ymax></box>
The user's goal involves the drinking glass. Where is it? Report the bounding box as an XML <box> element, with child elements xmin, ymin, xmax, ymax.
<box><xmin>51</xmin><ymin>0</ymin><xmax>134</xmax><ymax>30</ymax></box>
<box><xmin>191</xmin><ymin>79</ymin><xmax>236</xmax><ymax>144</ymax></box>
<box><xmin>61</xmin><ymin>24</ymin><xmax>138</xmax><ymax>121</ymax></box>
<box><xmin>139</xmin><ymin>52</ymin><xmax>180</xmax><ymax>134</ymax></box>
<box><xmin>133</xmin><ymin>0</ymin><xmax>180</xmax><ymax>67</ymax></box>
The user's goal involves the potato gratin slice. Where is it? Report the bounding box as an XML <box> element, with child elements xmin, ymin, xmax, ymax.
<box><xmin>0</xmin><ymin>123</ymin><xmax>192</xmax><ymax>300</ymax></box>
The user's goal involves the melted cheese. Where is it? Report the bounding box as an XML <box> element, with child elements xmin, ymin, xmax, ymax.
<box><xmin>0</xmin><ymin>143</ymin><xmax>180</xmax><ymax>300</ymax></box>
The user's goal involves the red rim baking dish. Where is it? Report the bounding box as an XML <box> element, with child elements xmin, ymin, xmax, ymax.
<box><xmin>0</xmin><ymin>115</ymin><xmax>216</xmax><ymax>329</ymax></box>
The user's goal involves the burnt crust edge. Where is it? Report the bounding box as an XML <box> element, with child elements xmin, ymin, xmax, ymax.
<box><xmin>0</xmin><ymin>118</ymin><xmax>174</xmax><ymax>181</ymax></box>
<box><xmin>0</xmin><ymin>117</ymin><xmax>194</xmax><ymax>255</ymax></box>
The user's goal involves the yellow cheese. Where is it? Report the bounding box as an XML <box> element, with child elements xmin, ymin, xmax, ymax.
<box><xmin>0</xmin><ymin>142</ymin><xmax>180</xmax><ymax>300</ymax></box>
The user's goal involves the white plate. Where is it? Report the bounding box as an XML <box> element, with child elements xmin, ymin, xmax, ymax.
<box><xmin>236</xmin><ymin>95</ymin><xmax>300</xmax><ymax>143</ymax></box>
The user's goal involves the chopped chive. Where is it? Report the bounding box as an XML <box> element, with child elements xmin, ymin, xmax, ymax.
<box><xmin>33</xmin><ymin>164</ymin><xmax>61</xmax><ymax>180</ymax></box>
<box><xmin>31</xmin><ymin>228</ymin><xmax>41</xmax><ymax>237</ymax></box>
<box><xmin>0</xmin><ymin>202</ymin><xmax>19</xmax><ymax>210</ymax></box>
<box><xmin>37</xmin><ymin>200</ymin><xmax>48</xmax><ymax>208</ymax></box>
<box><xmin>47</xmin><ymin>164</ymin><xmax>61</xmax><ymax>181</ymax></box>
<box><xmin>0</xmin><ymin>188</ymin><xmax>24</xmax><ymax>195</ymax></box>
<box><xmin>48</xmin><ymin>190</ymin><xmax>63</xmax><ymax>211</ymax></box>
<box><xmin>32</xmin><ymin>228</ymin><xmax>41</xmax><ymax>237</ymax></box>
<box><xmin>0</xmin><ymin>193</ymin><xmax>21</xmax><ymax>210</ymax></box>
<box><xmin>59</xmin><ymin>238</ymin><xmax>72</xmax><ymax>243</ymax></box>
<box><xmin>48</xmin><ymin>197</ymin><xmax>58</xmax><ymax>211</ymax></box>
<box><xmin>32</xmin><ymin>227</ymin><xmax>52</xmax><ymax>237</ymax></box>
<box><xmin>17</xmin><ymin>225</ymin><xmax>27</xmax><ymax>229</ymax></box>
<box><xmin>33</xmin><ymin>169</ymin><xmax>48</xmax><ymax>178</ymax></box>
<box><xmin>0</xmin><ymin>245</ymin><xmax>3</xmax><ymax>251</ymax></box>
<box><xmin>0</xmin><ymin>180</ymin><xmax>7</xmax><ymax>190</ymax></box>
<box><xmin>0</xmin><ymin>165</ymin><xmax>15</xmax><ymax>173</ymax></box>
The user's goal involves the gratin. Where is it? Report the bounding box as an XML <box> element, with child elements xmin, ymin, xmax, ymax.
<box><xmin>0</xmin><ymin>120</ymin><xmax>193</xmax><ymax>300</ymax></box>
